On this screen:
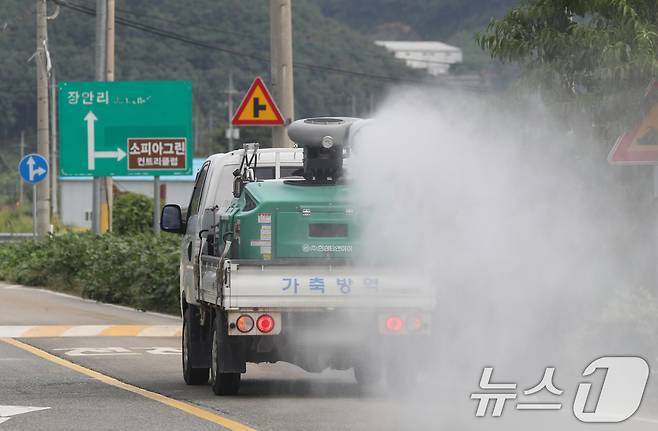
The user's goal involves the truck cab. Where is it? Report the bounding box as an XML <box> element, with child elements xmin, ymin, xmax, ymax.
<box><xmin>176</xmin><ymin>148</ymin><xmax>303</xmax><ymax>309</ymax></box>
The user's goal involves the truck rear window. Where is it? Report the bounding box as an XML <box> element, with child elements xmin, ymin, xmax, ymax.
<box><xmin>309</xmin><ymin>223</ymin><xmax>348</xmax><ymax>237</ymax></box>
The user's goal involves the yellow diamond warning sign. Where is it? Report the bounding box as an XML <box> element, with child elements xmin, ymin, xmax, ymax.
<box><xmin>232</xmin><ymin>77</ymin><xmax>284</xmax><ymax>126</ymax></box>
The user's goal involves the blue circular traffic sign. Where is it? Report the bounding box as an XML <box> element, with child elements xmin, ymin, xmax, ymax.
<box><xmin>19</xmin><ymin>154</ymin><xmax>49</xmax><ymax>184</ymax></box>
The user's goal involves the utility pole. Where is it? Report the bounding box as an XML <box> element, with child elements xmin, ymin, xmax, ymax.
<box><xmin>269</xmin><ymin>0</ymin><xmax>294</xmax><ymax>148</ymax></box>
<box><xmin>18</xmin><ymin>130</ymin><xmax>25</xmax><ymax>206</ymax></box>
<box><xmin>105</xmin><ymin>0</ymin><xmax>115</xmax><ymax>231</ymax></box>
<box><xmin>153</xmin><ymin>177</ymin><xmax>160</xmax><ymax>236</ymax></box>
<box><xmin>92</xmin><ymin>0</ymin><xmax>106</xmax><ymax>233</ymax></box>
<box><xmin>35</xmin><ymin>0</ymin><xmax>51</xmax><ymax>237</ymax></box>
<box><xmin>50</xmin><ymin>69</ymin><xmax>58</xmax><ymax>218</ymax></box>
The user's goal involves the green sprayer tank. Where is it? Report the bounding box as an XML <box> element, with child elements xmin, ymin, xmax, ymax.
<box><xmin>213</xmin><ymin>117</ymin><xmax>367</xmax><ymax>262</ymax></box>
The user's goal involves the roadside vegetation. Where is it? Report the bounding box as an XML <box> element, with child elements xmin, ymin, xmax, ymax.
<box><xmin>0</xmin><ymin>206</ymin><xmax>33</xmax><ymax>233</ymax></box>
<box><xmin>0</xmin><ymin>193</ymin><xmax>180</xmax><ymax>314</ymax></box>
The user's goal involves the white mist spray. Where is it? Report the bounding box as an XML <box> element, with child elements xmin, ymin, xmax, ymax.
<box><xmin>349</xmin><ymin>85</ymin><xmax>657</xmax><ymax>429</ymax></box>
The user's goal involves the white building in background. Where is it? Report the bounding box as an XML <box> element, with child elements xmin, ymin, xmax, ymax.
<box><xmin>60</xmin><ymin>158</ymin><xmax>203</xmax><ymax>229</ymax></box>
<box><xmin>375</xmin><ymin>40</ymin><xmax>463</xmax><ymax>76</ymax></box>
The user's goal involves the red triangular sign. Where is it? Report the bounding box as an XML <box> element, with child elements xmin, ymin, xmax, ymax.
<box><xmin>232</xmin><ymin>77</ymin><xmax>284</xmax><ymax>126</ymax></box>
<box><xmin>609</xmin><ymin>104</ymin><xmax>658</xmax><ymax>164</ymax></box>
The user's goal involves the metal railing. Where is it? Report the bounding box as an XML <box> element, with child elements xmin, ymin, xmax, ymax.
<box><xmin>0</xmin><ymin>233</ymin><xmax>33</xmax><ymax>243</ymax></box>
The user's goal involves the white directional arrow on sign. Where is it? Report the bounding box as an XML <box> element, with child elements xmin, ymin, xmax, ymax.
<box><xmin>85</xmin><ymin>111</ymin><xmax>126</xmax><ymax>171</ymax></box>
<box><xmin>26</xmin><ymin>157</ymin><xmax>46</xmax><ymax>182</ymax></box>
<box><xmin>85</xmin><ymin>111</ymin><xmax>97</xmax><ymax>170</ymax></box>
<box><xmin>95</xmin><ymin>148</ymin><xmax>126</xmax><ymax>162</ymax></box>
<box><xmin>0</xmin><ymin>405</ymin><xmax>50</xmax><ymax>425</ymax></box>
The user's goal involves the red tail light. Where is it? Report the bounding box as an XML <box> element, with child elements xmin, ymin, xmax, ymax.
<box><xmin>257</xmin><ymin>314</ymin><xmax>275</xmax><ymax>333</ymax></box>
<box><xmin>385</xmin><ymin>315</ymin><xmax>403</xmax><ymax>332</ymax></box>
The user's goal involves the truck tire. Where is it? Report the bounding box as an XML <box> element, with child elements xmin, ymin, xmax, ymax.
<box><xmin>210</xmin><ymin>314</ymin><xmax>241</xmax><ymax>395</ymax></box>
<box><xmin>385</xmin><ymin>363</ymin><xmax>418</xmax><ymax>393</ymax></box>
<box><xmin>354</xmin><ymin>362</ymin><xmax>382</xmax><ymax>388</ymax></box>
<box><xmin>182</xmin><ymin>306</ymin><xmax>209</xmax><ymax>385</ymax></box>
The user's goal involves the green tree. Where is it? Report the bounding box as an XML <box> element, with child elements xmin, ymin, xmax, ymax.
<box><xmin>477</xmin><ymin>0</ymin><xmax>658</xmax><ymax>135</ymax></box>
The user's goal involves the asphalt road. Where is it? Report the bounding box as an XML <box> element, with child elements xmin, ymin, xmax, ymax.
<box><xmin>1</xmin><ymin>282</ymin><xmax>657</xmax><ymax>431</ymax></box>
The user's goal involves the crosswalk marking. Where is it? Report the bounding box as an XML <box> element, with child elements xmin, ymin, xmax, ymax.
<box><xmin>0</xmin><ymin>325</ymin><xmax>182</xmax><ymax>338</ymax></box>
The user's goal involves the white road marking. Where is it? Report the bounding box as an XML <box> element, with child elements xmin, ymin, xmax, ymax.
<box><xmin>61</xmin><ymin>325</ymin><xmax>110</xmax><ymax>337</ymax></box>
<box><xmin>53</xmin><ymin>347</ymin><xmax>138</xmax><ymax>357</ymax></box>
<box><xmin>0</xmin><ymin>327</ymin><xmax>31</xmax><ymax>337</ymax></box>
<box><xmin>52</xmin><ymin>347</ymin><xmax>181</xmax><ymax>356</ymax></box>
<box><xmin>0</xmin><ymin>406</ymin><xmax>50</xmax><ymax>417</ymax></box>
<box><xmin>137</xmin><ymin>325</ymin><xmax>181</xmax><ymax>337</ymax></box>
<box><xmin>635</xmin><ymin>416</ymin><xmax>658</xmax><ymax>424</ymax></box>
<box><xmin>134</xmin><ymin>347</ymin><xmax>181</xmax><ymax>355</ymax></box>
<box><xmin>0</xmin><ymin>405</ymin><xmax>50</xmax><ymax>425</ymax></box>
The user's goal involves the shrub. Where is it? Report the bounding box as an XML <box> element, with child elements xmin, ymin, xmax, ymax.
<box><xmin>113</xmin><ymin>192</ymin><xmax>153</xmax><ymax>235</ymax></box>
<box><xmin>0</xmin><ymin>206</ymin><xmax>33</xmax><ymax>233</ymax></box>
<box><xmin>0</xmin><ymin>232</ymin><xmax>180</xmax><ymax>314</ymax></box>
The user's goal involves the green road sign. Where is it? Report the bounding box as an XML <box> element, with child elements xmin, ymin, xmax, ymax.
<box><xmin>58</xmin><ymin>80</ymin><xmax>193</xmax><ymax>177</ymax></box>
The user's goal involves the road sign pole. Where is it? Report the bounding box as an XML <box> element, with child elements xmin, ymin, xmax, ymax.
<box><xmin>50</xmin><ymin>70</ymin><xmax>58</xmax><ymax>219</ymax></box>
<box><xmin>32</xmin><ymin>186</ymin><xmax>37</xmax><ymax>240</ymax></box>
<box><xmin>18</xmin><ymin>131</ymin><xmax>24</xmax><ymax>206</ymax></box>
<box><xmin>104</xmin><ymin>0</ymin><xmax>115</xmax><ymax>232</ymax></box>
<box><xmin>153</xmin><ymin>176</ymin><xmax>160</xmax><ymax>237</ymax></box>
<box><xmin>270</xmin><ymin>0</ymin><xmax>294</xmax><ymax>148</ymax></box>
<box><xmin>227</xmin><ymin>72</ymin><xmax>235</xmax><ymax>151</ymax></box>
<box><xmin>92</xmin><ymin>0</ymin><xmax>107</xmax><ymax>234</ymax></box>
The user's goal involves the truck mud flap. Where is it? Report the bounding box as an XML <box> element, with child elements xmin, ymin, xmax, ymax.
<box><xmin>216</xmin><ymin>312</ymin><xmax>246</xmax><ymax>373</ymax></box>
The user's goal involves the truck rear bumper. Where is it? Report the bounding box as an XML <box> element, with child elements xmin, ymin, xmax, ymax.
<box><xmin>224</xmin><ymin>309</ymin><xmax>434</xmax><ymax>373</ymax></box>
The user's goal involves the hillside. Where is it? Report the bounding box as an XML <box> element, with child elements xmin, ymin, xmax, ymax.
<box><xmin>0</xmin><ymin>0</ymin><xmax>414</xmax><ymax>148</ymax></box>
<box><xmin>0</xmin><ymin>0</ymin><xmax>522</xmax><ymax>207</ymax></box>
<box><xmin>314</xmin><ymin>0</ymin><xmax>520</xmax><ymax>67</ymax></box>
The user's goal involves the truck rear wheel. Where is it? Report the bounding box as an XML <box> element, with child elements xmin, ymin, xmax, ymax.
<box><xmin>386</xmin><ymin>363</ymin><xmax>418</xmax><ymax>393</ymax></box>
<box><xmin>210</xmin><ymin>315</ymin><xmax>241</xmax><ymax>395</ymax></box>
<box><xmin>182</xmin><ymin>306</ymin><xmax>209</xmax><ymax>385</ymax></box>
<box><xmin>354</xmin><ymin>362</ymin><xmax>383</xmax><ymax>388</ymax></box>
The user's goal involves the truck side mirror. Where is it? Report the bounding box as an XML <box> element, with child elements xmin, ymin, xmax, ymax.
<box><xmin>161</xmin><ymin>204</ymin><xmax>185</xmax><ymax>234</ymax></box>
<box><xmin>233</xmin><ymin>176</ymin><xmax>243</xmax><ymax>198</ymax></box>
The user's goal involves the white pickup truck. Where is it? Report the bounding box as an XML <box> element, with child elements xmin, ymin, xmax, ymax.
<box><xmin>161</xmin><ymin>118</ymin><xmax>435</xmax><ymax>395</ymax></box>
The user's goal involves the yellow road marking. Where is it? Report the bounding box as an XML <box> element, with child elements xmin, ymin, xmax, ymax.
<box><xmin>22</xmin><ymin>325</ymin><xmax>73</xmax><ymax>337</ymax></box>
<box><xmin>0</xmin><ymin>337</ymin><xmax>256</xmax><ymax>431</ymax></box>
<box><xmin>98</xmin><ymin>325</ymin><xmax>146</xmax><ymax>336</ymax></box>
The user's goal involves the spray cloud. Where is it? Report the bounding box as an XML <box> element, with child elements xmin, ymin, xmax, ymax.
<box><xmin>348</xmin><ymin>85</ymin><xmax>657</xmax><ymax>429</ymax></box>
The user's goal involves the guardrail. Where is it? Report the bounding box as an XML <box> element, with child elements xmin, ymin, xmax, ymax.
<box><xmin>0</xmin><ymin>233</ymin><xmax>33</xmax><ymax>243</ymax></box>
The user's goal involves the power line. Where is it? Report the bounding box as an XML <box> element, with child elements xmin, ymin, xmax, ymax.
<box><xmin>54</xmin><ymin>0</ymin><xmax>423</xmax><ymax>84</ymax></box>
<box><xmin>71</xmin><ymin>0</ymin><xmax>446</xmax><ymax>69</ymax></box>
<box><xmin>72</xmin><ymin>0</ymin><xmax>256</xmax><ymax>39</ymax></box>
<box><xmin>1</xmin><ymin>3</ymin><xmax>36</xmax><ymax>35</ymax></box>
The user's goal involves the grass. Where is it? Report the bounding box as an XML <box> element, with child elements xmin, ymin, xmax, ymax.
<box><xmin>0</xmin><ymin>205</ymin><xmax>33</xmax><ymax>233</ymax></box>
